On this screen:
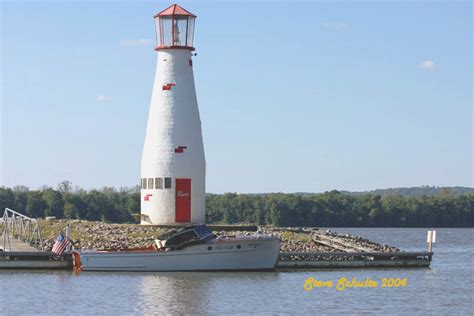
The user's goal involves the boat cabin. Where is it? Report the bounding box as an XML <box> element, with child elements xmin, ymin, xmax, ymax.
<box><xmin>156</xmin><ymin>224</ymin><xmax>216</xmax><ymax>250</ymax></box>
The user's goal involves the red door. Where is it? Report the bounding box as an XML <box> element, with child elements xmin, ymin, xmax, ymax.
<box><xmin>175</xmin><ymin>179</ymin><xmax>191</xmax><ymax>222</ymax></box>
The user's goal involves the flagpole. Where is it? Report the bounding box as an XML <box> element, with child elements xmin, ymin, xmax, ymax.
<box><xmin>66</xmin><ymin>224</ymin><xmax>71</xmax><ymax>252</ymax></box>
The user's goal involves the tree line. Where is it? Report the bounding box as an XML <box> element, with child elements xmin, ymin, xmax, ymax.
<box><xmin>342</xmin><ymin>186</ymin><xmax>473</xmax><ymax>197</ymax></box>
<box><xmin>0</xmin><ymin>182</ymin><xmax>472</xmax><ymax>227</ymax></box>
<box><xmin>0</xmin><ymin>182</ymin><xmax>138</xmax><ymax>223</ymax></box>
<box><xmin>206</xmin><ymin>192</ymin><xmax>473</xmax><ymax>227</ymax></box>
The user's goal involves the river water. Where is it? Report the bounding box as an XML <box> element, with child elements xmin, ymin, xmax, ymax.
<box><xmin>1</xmin><ymin>228</ymin><xmax>472</xmax><ymax>315</ymax></box>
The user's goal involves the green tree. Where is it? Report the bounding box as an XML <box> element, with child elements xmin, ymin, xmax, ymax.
<box><xmin>13</xmin><ymin>185</ymin><xmax>29</xmax><ymax>212</ymax></box>
<box><xmin>42</xmin><ymin>188</ymin><xmax>65</xmax><ymax>218</ymax></box>
<box><xmin>25</xmin><ymin>191</ymin><xmax>47</xmax><ymax>218</ymax></box>
<box><xmin>0</xmin><ymin>187</ymin><xmax>15</xmax><ymax>211</ymax></box>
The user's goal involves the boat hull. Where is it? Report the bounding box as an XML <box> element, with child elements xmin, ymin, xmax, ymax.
<box><xmin>79</xmin><ymin>237</ymin><xmax>280</xmax><ymax>272</ymax></box>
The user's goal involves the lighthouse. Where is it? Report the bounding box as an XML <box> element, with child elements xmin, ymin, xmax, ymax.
<box><xmin>140</xmin><ymin>4</ymin><xmax>205</xmax><ymax>225</ymax></box>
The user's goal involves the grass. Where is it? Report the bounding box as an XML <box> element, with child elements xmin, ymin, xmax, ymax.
<box><xmin>280</xmin><ymin>231</ymin><xmax>312</xmax><ymax>242</ymax></box>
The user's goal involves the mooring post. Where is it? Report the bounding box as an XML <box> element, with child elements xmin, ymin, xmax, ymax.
<box><xmin>427</xmin><ymin>230</ymin><xmax>436</xmax><ymax>252</ymax></box>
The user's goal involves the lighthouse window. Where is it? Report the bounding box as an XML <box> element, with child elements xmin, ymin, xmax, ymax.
<box><xmin>148</xmin><ymin>178</ymin><xmax>154</xmax><ymax>189</ymax></box>
<box><xmin>186</xmin><ymin>17</ymin><xmax>195</xmax><ymax>47</ymax></box>
<box><xmin>155</xmin><ymin>178</ymin><xmax>163</xmax><ymax>189</ymax></box>
<box><xmin>164</xmin><ymin>177</ymin><xmax>172</xmax><ymax>189</ymax></box>
<box><xmin>174</xmin><ymin>17</ymin><xmax>188</xmax><ymax>46</ymax></box>
<box><xmin>141</xmin><ymin>178</ymin><xmax>147</xmax><ymax>189</ymax></box>
<box><xmin>160</xmin><ymin>17</ymin><xmax>172</xmax><ymax>46</ymax></box>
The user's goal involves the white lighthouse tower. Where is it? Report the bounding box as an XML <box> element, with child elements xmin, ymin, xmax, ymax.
<box><xmin>140</xmin><ymin>4</ymin><xmax>205</xmax><ymax>225</ymax></box>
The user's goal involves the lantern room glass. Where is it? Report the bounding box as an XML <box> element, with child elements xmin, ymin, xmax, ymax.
<box><xmin>155</xmin><ymin>16</ymin><xmax>195</xmax><ymax>48</ymax></box>
<box><xmin>186</xmin><ymin>17</ymin><xmax>195</xmax><ymax>47</ymax></box>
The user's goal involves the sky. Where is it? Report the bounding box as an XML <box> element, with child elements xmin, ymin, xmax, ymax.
<box><xmin>1</xmin><ymin>0</ymin><xmax>472</xmax><ymax>193</ymax></box>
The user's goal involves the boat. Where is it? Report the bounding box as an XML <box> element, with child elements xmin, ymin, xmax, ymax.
<box><xmin>76</xmin><ymin>224</ymin><xmax>280</xmax><ymax>272</ymax></box>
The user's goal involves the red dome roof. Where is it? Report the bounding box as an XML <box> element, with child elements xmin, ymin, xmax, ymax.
<box><xmin>154</xmin><ymin>4</ymin><xmax>196</xmax><ymax>18</ymax></box>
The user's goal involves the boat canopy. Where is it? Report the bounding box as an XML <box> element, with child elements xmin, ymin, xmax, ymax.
<box><xmin>159</xmin><ymin>224</ymin><xmax>216</xmax><ymax>250</ymax></box>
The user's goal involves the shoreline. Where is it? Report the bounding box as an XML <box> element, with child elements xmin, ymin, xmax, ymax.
<box><xmin>37</xmin><ymin>219</ymin><xmax>400</xmax><ymax>253</ymax></box>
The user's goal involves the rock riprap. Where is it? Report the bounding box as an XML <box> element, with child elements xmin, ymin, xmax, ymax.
<box><xmin>38</xmin><ymin>220</ymin><xmax>400</xmax><ymax>253</ymax></box>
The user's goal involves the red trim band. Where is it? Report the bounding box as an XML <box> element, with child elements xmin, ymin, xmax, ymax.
<box><xmin>155</xmin><ymin>45</ymin><xmax>195</xmax><ymax>51</ymax></box>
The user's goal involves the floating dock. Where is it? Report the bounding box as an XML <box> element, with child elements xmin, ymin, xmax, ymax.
<box><xmin>0</xmin><ymin>250</ymin><xmax>432</xmax><ymax>270</ymax></box>
<box><xmin>0</xmin><ymin>251</ymin><xmax>71</xmax><ymax>270</ymax></box>
<box><xmin>277</xmin><ymin>251</ymin><xmax>432</xmax><ymax>269</ymax></box>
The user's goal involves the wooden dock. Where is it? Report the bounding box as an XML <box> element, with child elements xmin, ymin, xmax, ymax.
<box><xmin>311</xmin><ymin>231</ymin><xmax>375</xmax><ymax>252</ymax></box>
<box><xmin>1</xmin><ymin>234</ymin><xmax>40</xmax><ymax>252</ymax></box>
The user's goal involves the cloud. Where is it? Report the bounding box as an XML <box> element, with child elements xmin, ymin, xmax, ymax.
<box><xmin>321</xmin><ymin>22</ymin><xmax>348</xmax><ymax>30</ymax></box>
<box><xmin>119</xmin><ymin>39</ymin><xmax>154</xmax><ymax>47</ymax></box>
<box><xmin>96</xmin><ymin>95</ymin><xmax>112</xmax><ymax>102</ymax></box>
<box><xmin>418</xmin><ymin>60</ymin><xmax>435</xmax><ymax>70</ymax></box>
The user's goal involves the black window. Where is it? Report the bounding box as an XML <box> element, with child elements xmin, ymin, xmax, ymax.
<box><xmin>148</xmin><ymin>178</ymin><xmax>154</xmax><ymax>189</ymax></box>
<box><xmin>141</xmin><ymin>178</ymin><xmax>147</xmax><ymax>189</ymax></box>
<box><xmin>164</xmin><ymin>177</ymin><xmax>172</xmax><ymax>189</ymax></box>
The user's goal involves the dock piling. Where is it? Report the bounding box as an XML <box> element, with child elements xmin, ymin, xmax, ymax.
<box><xmin>427</xmin><ymin>230</ymin><xmax>436</xmax><ymax>253</ymax></box>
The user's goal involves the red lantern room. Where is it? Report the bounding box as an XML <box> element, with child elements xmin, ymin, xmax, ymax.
<box><xmin>154</xmin><ymin>4</ymin><xmax>196</xmax><ymax>51</ymax></box>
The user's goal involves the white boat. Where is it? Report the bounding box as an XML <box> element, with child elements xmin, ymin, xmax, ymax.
<box><xmin>76</xmin><ymin>225</ymin><xmax>280</xmax><ymax>272</ymax></box>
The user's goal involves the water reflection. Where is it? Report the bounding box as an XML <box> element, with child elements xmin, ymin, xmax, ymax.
<box><xmin>136</xmin><ymin>272</ymin><xmax>281</xmax><ymax>314</ymax></box>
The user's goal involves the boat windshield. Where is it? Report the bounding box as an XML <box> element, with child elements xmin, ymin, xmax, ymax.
<box><xmin>165</xmin><ymin>230</ymin><xmax>198</xmax><ymax>247</ymax></box>
<box><xmin>194</xmin><ymin>224</ymin><xmax>214</xmax><ymax>239</ymax></box>
<box><xmin>161</xmin><ymin>224</ymin><xmax>216</xmax><ymax>250</ymax></box>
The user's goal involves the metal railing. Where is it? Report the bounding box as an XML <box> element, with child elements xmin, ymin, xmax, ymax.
<box><xmin>1</xmin><ymin>208</ymin><xmax>43</xmax><ymax>251</ymax></box>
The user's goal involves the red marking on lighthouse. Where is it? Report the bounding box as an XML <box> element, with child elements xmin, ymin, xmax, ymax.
<box><xmin>162</xmin><ymin>83</ymin><xmax>176</xmax><ymax>90</ymax></box>
<box><xmin>174</xmin><ymin>146</ymin><xmax>187</xmax><ymax>153</ymax></box>
<box><xmin>144</xmin><ymin>194</ymin><xmax>153</xmax><ymax>201</ymax></box>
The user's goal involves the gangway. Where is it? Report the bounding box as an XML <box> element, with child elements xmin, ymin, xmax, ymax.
<box><xmin>1</xmin><ymin>208</ymin><xmax>43</xmax><ymax>251</ymax></box>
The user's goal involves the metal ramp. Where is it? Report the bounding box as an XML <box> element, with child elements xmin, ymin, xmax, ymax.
<box><xmin>1</xmin><ymin>208</ymin><xmax>43</xmax><ymax>251</ymax></box>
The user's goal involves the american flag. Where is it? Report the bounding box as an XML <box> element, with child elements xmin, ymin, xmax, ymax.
<box><xmin>52</xmin><ymin>232</ymin><xmax>70</xmax><ymax>256</ymax></box>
